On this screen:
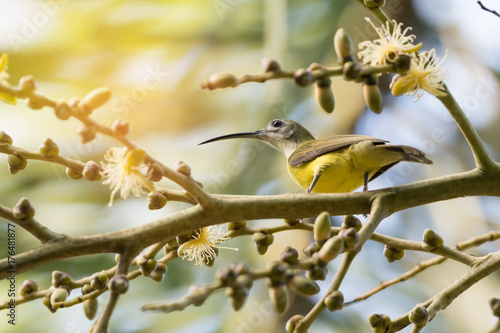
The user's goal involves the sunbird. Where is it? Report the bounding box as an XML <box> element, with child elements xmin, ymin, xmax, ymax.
<box><xmin>199</xmin><ymin>119</ymin><xmax>432</xmax><ymax>193</ymax></box>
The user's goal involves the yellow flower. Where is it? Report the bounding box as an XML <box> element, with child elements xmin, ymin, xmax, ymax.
<box><xmin>0</xmin><ymin>53</ymin><xmax>17</xmax><ymax>105</ymax></box>
<box><xmin>390</xmin><ymin>49</ymin><xmax>448</xmax><ymax>101</ymax></box>
<box><xmin>358</xmin><ymin>18</ymin><xmax>422</xmax><ymax>66</ymax></box>
<box><xmin>177</xmin><ymin>225</ymin><xmax>236</xmax><ymax>266</ymax></box>
<box><xmin>101</xmin><ymin>147</ymin><xmax>154</xmax><ymax>206</ymax></box>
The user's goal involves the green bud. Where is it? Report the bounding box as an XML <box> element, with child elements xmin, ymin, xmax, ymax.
<box><xmin>422</xmin><ymin>229</ymin><xmax>444</xmax><ymax>250</ymax></box>
<box><xmin>149</xmin><ymin>263</ymin><xmax>167</xmax><ymax>282</ymax></box>
<box><xmin>235</xmin><ymin>275</ymin><xmax>253</xmax><ymax>290</ymax></box>
<box><xmin>231</xmin><ymin>262</ymin><xmax>250</xmax><ymax>276</ymax></box>
<box><xmin>55</xmin><ymin>99</ymin><xmax>72</xmax><ymax>120</ymax></box>
<box><xmin>147</xmin><ymin>192</ymin><xmax>167</xmax><ymax>210</ymax></box>
<box><xmin>82</xmin><ymin>284</ymin><xmax>94</xmax><ymax>295</ymax></box>
<box><xmin>90</xmin><ymin>272</ymin><xmax>108</xmax><ymax>290</ymax></box>
<box><xmin>52</xmin><ymin>270</ymin><xmax>72</xmax><ymax>288</ymax></box>
<box><xmin>368</xmin><ymin>313</ymin><xmax>391</xmax><ymax>333</ymax></box>
<box><xmin>409</xmin><ymin>305</ymin><xmax>429</xmax><ymax>327</ymax></box>
<box><xmin>267</xmin><ymin>261</ymin><xmax>287</xmax><ymax>286</ymax></box>
<box><xmin>314</xmin><ymin>211</ymin><xmax>332</xmax><ymax>242</ymax></box>
<box><xmin>174</xmin><ymin>160</ymin><xmax>191</xmax><ymax>176</ymax></box>
<box><xmin>0</xmin><ymin>131</ymin><xmax>13</xmax><ymax>145</ymax></box>
<box><xmin>268</xmin><ymin>285</ymin><xmax>287</xmax><ymax>313</ymax></box>
<box><xmin>109</xmin><ymin>275</ymin><xmax>129</xmax><ymax>294</ymax></box>
<box><xmin>285</xmin><ymin>314</ymin><xmax>304</xmax><ymax>333</ymax></box>
<box><xmin>317</xmin><ymin>236</ymin><xmax>343</xmax><ymax>263</ymax></box>
<box><xmin>334</xmin><ymin>28</ymin><xmax>354</xmax><ymax>65</ymax></box>
<box><xmin>8</xmin><ymin>154</ymin><xmax>28</xmax><ymax>174</ymax></box>
<box><xmin>262</xmin><ymin>58</ymin><xmax>281</xmax><ymax>73</ymax></box>
<box><xmin>490</xmin><ymin>297</ymin><xmax>500</xmax><ymax>317</ymax></box>
<box><xmin>226</xmin><ymin>287</ymin><xmax>248</xmax><ymax>311</ymax></box>
<box><xmin>215</xmin><ymin>267</ymin><xmax>237</xmax><ymax>287</ymax></box>
<box><xmin>307</xmin><ymin>264</ymin><xmax>327</xmax><ymax>281</ymax></box>
<box><xmin>252</xmin><ymin>231</ymin><xmax>274</xmax><ymax>254</ymax></box>
<box><xmin>340</xmin><ymin>227</ymin><xmax>359</xmax><ymax>249</ymax></box>
<box><xmin>293</xmin><ymin>69</ymin><xmax>314</xmax><ymax>87</ymax></box>
<box><xmin>287</xmin><ymin>275</ymin><xmax>320</xmax><ymax>296</ymax></box>
<box><xmin>66</xmin><ymin>167</ymin><xmax>83</xmax><ymax>180</ymax></box>
<box><xmin>384</xmin><ymin>245</ymin><xmax>405</xmax><ymax>263</ymax></box>
<box><xmin>342</xmin><ymin>215</ymin><xmax>362</xmax><ymax>231</ymax></box>
<box><xmin>205</xmin><ymin>73</ymin><xmax>237</xmax><ymax>90</ymax></box>
<box><xmin>279</xmin><ymin>246</ymin><xmax>299</xmax><ymax>265</ymax></box>
<box><xmin>19</xmin><ymin>280</ymin><xmax>38</xmax><ymax>297</ymax></box>
<box><xmin>42</xmin><ymin>296</ymin><xmax>56</xmax><ymax>313</ymax></box>
<box><xmin>324</xmin><ymin>291</ymin><xmax>344</xmax><ymax>311</ymax></box>
<box><xmin>342</xmin><ymin>61</ymin><xmax>362</xmax><ymax>81</ymax></box>
<box><xmin>39</xmin><ymin>137</ymin><xmax>59</xmax><ymax>157</ymax></box>
<box><xmin>363</xmin><ymin>76</ymin><xmax>383</xmax><ymax>114</ymax></box>
<box><xmin>50</xmin><ymin>287</ymin><xmax>69</xmax><ymax>305</ymax></box>
<box><xmin>315</xmin><ymin>83</ymin><xmax>335</xmax><ymax>114</ymax></box>
<box><xmin>138</xmin><ymin>257</ymin><xmax>157</xmax><ymax>277</ymax></box>
<box><xmin>83</xmin><ymin>298</ymin><xmax>99</xmax><ymax>320</ymax></box>
<box><xmin>13</xmin><ymin>197</ymin><xmax>35</xmax><ymax>220</ymax></box>
<box><xmin>303</xmin><ymin>242</ymin><xmax>321</xmax><ymax>258</ymax></box>
<box><xmin>111</xmin><ymin>119</ymin><xmax>130</xmax><ymax>136</ymax></box>
<box><xmin>78</xmin><ymin>87</ymin><xmax>112</xmax><ymax>115</ymax></box>
<box><xmin>25</xmin><ymin>97</ymin><xmax>44</xmax><ymax>110</ymax></box>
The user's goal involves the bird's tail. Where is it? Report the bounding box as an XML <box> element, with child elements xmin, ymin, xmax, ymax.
<box><xmin>383</xmin><ymin>145</ymin><xmax>433</xmax><ymax>164</ymax></box>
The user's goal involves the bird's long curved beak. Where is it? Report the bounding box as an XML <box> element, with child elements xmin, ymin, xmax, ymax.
<box><xmin>198</xmin><ymin>130</ymin><xmax>265</xmax><ymax>145</ymax></box>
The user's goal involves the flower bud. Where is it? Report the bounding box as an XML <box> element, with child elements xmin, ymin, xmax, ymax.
<box><xmin>68</xmin><ymin>97</ymin><xmax>81</xmax><ymax>108</ymax></box>
<box><xmin>293</xmin><ymin>69</ymin><xmax>314</xmax><ymax>87</ymax></box>
<box><xmin>268</xmin><ymin>285</ymin><xmax>287</xmax><ymax>313</ymax></box>
<box><xmin>8</xmin><ymin>154</ymin><xmax>28</xmax><ymax>174</ymax></box>
<box><xmin>307</xmin><ymin>264</ymin><xmax>327</xmax><ymax>281</ymax></box>
<box><xmin>342</xmin><ymin>61</ymin><xmax>362</xmax><ymax>81</ymax></box>
<box><xmin>13</xmin><ymin>197</ymin><xmax>35</xmax><ymax>220</ymax></box>
<box><xmin>286</xmin><ymin>314</ymin><xmax>304</xmax><ymax>333</ymax></box>
<box><xmin>340</xmin><ymin>227</ymin><xmax>359</xmax><ymax>249</ymax></box>
<box><xmin>149</xmin><ymin>262</ymin><xmax>167</xmax><ymax>282</ymax></box>
<box><xmin>42</xmin><ymin>296</ymin><xmax>56</xmax><ymax>313</ymax></box>
<box><xmin>83</xmin><ymin>298</ymin><xmax>99</xmax><ymax>320</ymax></box>
<box><xmin>66</xmin><ymin>167</ymin><xmax>83</xmax><ymax>180</ymax></box>
<box><xmin>111</xmin><ymin>119</ymin><xmax>130</xmax><ymax>136</ymax></box>
<box><xmin>78</xmin><ymin>125</ymin><xmax>97</xmax><ymax>144</ymax></box>
<box><xmin>19</xmin><ymin>280</ymin><xmax>38</xmax><ymax>297</ymax></box>
<box><xmin>205</xmin><ymin>73</ymin><xmax>237</xmax><ymax>90</ymax></box>
<box><xmin>314</xmin><ymin>211</ymin><xmax>332</xmax><ymax>242</ymax></box>
<box><xmin>364</xmin><ymin>0</ymin><xmax>386</xmax><ymax>7</ymax></box>
<box><xmin>25</xmin><ymin>97</ymin><xmax>44</xmax><ymax>110</ymax></box>
<box><xmin>303</xmin><ymin>242</ymin><xmax>321</xmax><ymax>258</ymax></box>
<box><xmin>109</xmin><ymin>275</ymin><xmax>129</xmax><ymax>294</ymax></box>
<box><xmin>363</xmin><ymin>76</ymin><xmax>383</xmax><ymax>114</ymax></box>
<box><xmin>82</xmin><ymin>284</ymin><xmax>94</xmax><ymax>295</ymax></box>
<box><xmin>368</xmin><ymin>313</ymin><xmax>391</xmax><ymax>333</ymax></box>
<box><xmin>52</xmin><ymin>270</ymin><xmax>72</xmax><ymax>288</ymax></box>
<box><xmin>174</xmin><ymin>160</ymin><xmax>191</xmax><ymax>176</ymax></box>
<box><xmin>334</xmin><ymin>28</ymin><xmax>354</xmax><ymax>65</ymax></box>
<box><xmin>324</xmin><ymin>291</ymin><xmax>344</xmax><ymax>311</ymax></box>
<box><xmin>279</xmin><ymin>246</ymin><xmax>299</xmax><ymax>265</ymax></box>
<box><xmin>252</xmin><ymin>231</ymin><xmax>274</xmax><ymax>255</ymax></box>
<box><xmin>384</xmin><ymin>245</ymin><xmax>405</xmax><ymax>263</ymax></box>
<box><xmin>287</xmin><ymin>275</ymin><xmax>320</xmax><ymax>296</ymax></box>
<box><xmin>215</xmin><ymin>267</ymin><xmax>237</xmax><ymax>287</ymax></box>
<box><xmin>79</xmin><ymin>87</ymin><xmax>112</xmax><ymax>115</ymax></box>
<box><xmin>19</xmin><ymin>75</ymin><xmax>37</xmax><ymax>92</ymax></box>
<box><xmin>148</xmin><ymin>163</ymin><xmax>163</xmax><ymax>182</ymax></box>
<box><xmin>317</xmin><ymin>236</ymin><xmax>343</xmax><ymax>263</ymax></box>
<box><xmin>90</xmin><ymin>272</ymin><xmax>109</xmax><ymax>290</ymax></box>
<box><xmin>422</xmin><ymin>228</ymin><xmax>444</xmax><ymax>250</ymax></box>
<box><xmin>490</xmin><ymin>297</ymin><xmax>500</xmax><ymax>317</ymax></box>
<box><xmin>409</xmin><ymin>305</ymin><xmax>429</xmax><ymax>327</ymax></box>
<box><xmin>235</xmin><ymin>274</ymin><xmax>253</xmax><ymax>290</ymax></box>
<box><xmin>315</xmin><ymin>79</ymin><xmax>335</xmax><ymax>114</ymax></box>
<box><xmin>50</xmin><ymin>287</ymin><xmax>69</xmax><ymax>305</ymax></box>
<box><xmin>262</xmin><ymin>58</ymin><xmax>281</xmax><ymax>73</ymax></box>
<box><xmin>267</xmin><ymin>261</ymin><xmax>287</xmax><ymax>286</ymax></box>
<box><xmin>147</xmin><ymin>192</ymin><xmax>167</xmax><ymax>210</ymax></box>
<box><xmin>226</xmin><ymin>286</ymin><xmax>248</xmax><ymax>311</ymax></box>
<box><xmin>55</xmin><ymin>99</ymin><xmax>72</xmax><ymax>120</ymax></box>
<box><xmin>342</xmin><ymin>215</ymin><xmax>362</xmax><ymax>231</ymax></box>
<box><xmin>82</xmin><ymin>161</ymin><xmax>103</xmax><ymax>181</ymax></box>
<box><xmin>0</xmin><ymin>131</ymin><xmax>13</xmax><ymax>145</ymax></box>
<box><xmin>39</xmin><ymin>137</ymin><xmax>59</xmax><ymax>157</ymax></box>
<box><xmin>137</xmin><ymin>255</ymin><xmax>158</xmax><ymax>277</ymax></box>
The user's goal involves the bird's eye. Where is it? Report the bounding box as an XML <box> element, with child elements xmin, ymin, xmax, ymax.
<box><xmin>271</xmin><ymin>120</ymin><xmax>284</xmax><ymax>128</ymax></box>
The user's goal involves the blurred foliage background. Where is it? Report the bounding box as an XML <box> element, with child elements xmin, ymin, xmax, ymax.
<box><xmin>0</xmin><ymin>0</ymin><xmax>500</xmax><ymax>332</ymax></box>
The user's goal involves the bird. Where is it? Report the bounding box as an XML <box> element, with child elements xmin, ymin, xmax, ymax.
<box><xmin>199</xmin><ymin>119</ymin><xmax>432</xmax><ymax>193</ymax></box>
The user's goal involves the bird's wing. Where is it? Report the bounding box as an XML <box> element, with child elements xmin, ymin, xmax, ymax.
<box><xmin>288</xmin><ymin>135</ymin><xmax>387</xmax><ymax>167</ymax></box>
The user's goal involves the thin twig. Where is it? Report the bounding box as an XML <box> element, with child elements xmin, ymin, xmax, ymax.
<box><xmin>478</xmin><ymin>1</ymin><xmax>500</xmax><ymax>18</ymax></box>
